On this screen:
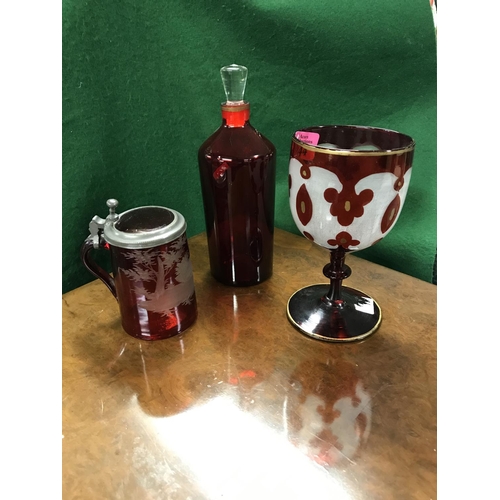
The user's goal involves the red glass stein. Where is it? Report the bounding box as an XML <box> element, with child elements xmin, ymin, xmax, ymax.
<box><xmin>198</xmin><ymin>64</ymin><xmax>276</xmax><ymax>286</ymax></box>
<box><xmin>80</xmin><ymin>199</ymin><xmax>197</xmax><ymax>341</ymax></box>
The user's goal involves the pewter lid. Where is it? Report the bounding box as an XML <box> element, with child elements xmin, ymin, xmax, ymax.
<box><xmin>102</xmin><ymin>201</ymin><xmax>187</xmax><ymax>249</ymax></box>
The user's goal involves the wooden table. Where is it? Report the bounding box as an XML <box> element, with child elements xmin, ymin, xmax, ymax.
<box><xmin>62</xmin><ymin>229</ymin><xmax>437</xmax><ymax>500</ymax></box>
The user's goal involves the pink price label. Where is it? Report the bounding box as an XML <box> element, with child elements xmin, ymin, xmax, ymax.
<box><xmin>295</xmin><ymin>131</ymin><xmax>320</xmax><ymax>146</ymax></box>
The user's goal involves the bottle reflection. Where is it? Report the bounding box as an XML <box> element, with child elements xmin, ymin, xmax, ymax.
<box><xmin>209</xmin><ymin>291</ymin><xmax>280</xmax><ymax>409</ymax></box>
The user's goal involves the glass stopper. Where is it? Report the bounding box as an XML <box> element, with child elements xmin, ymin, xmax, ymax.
<box><xmin>220</xmin><ymin>64</ymin><xmax>248</xmax><ymax>104</ymax></box>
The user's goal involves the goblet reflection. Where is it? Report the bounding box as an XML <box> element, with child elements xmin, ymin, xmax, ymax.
<box><xmin>288</xmin><ymin>358</ymin><xmax>372</xmax><ymax>467</ymax></box>
<box><xmin>288</xmin><ymin>125</ymin><xmax>415</xmax><ymax>342</ymax></box>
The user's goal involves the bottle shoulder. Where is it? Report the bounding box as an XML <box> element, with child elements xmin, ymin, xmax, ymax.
<box><xmin>198</xmin><ymin>122</ymin><xmax>276</xmax><ymax>159</ymax></box>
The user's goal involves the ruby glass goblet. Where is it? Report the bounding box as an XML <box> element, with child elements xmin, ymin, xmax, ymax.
<box><xmin>287</xmin><ymin>125</ymin><xmax>415</xmax><ymax>342</ymax></box>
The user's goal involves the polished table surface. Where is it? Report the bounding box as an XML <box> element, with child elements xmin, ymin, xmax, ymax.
<box><xmin>62</xmin><ymin>229</ymin><xmax>437</xmax><ymax>500</ymax></box>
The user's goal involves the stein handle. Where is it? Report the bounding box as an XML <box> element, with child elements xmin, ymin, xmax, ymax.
<box><xmin>80</xmin><ymin>208</ymin><xmax>118</xmax><ymax>299</ymax></box>
<box><xmin>80</xmin><ymin>238</ymin><xmax>117</xmax><ymax>299</ymax></box>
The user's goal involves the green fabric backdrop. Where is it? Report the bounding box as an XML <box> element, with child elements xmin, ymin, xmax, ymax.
<box><xmin>62</xmin><ymin>0</ymin><xmax>436</xmax><ymax>294</ymax></box>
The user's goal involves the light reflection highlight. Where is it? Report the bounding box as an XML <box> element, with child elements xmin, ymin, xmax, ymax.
<box><xmin>353</xmin><ymin>297</ymin><xmax>375</xmax><ymax>315</ymax></box>
<box><xmin>300</xmin><ymin>311</ymin><xmax>323</xmax><ymax>331</ymax></box>
<box><xmin>147</xmin><ymin>396</ymin><xmax>352</xmax><ymax>500</ymax></box>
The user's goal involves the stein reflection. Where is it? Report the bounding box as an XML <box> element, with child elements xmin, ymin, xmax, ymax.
<box><xmin>89</xmin><ymin>330</ymin><xmax>222</xmax><ymax>418</ymax></box>
<box><xmin>287</xmin><ymin>358</ymin><xmax>372</xmax><ymax>467</ymax></box>
<box><xmin>132</xmin><ymin>344</ymin><xmax>229</xmax><ymax>418</ymax></box>
<box><xmin>76</xmin><ymin>290</ymin><xmax>282</xmax><ymax>424</ymax></box>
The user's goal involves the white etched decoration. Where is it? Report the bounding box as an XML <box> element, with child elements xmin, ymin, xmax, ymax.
<box><xmin>288</xmin><ymin>359</ymin><xmax>372</xmax><ymax>467</ymax></box>
<box><xmin>294</xmin><ymin>381</ymin><xmax>372</xmax><ymax>466</ymax></box>
<box><xmin>118</xmin><ymin>234</ymin><xmax>195</xmax><ymax>316</ymax></box>
<box><xmin>288</xmin><ymin>157</ymin><xmax>412</xmax><ymax>251</ymax></box>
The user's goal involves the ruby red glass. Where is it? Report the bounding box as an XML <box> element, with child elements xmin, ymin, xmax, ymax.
<box><xmin>287</xmin><ymin>125</ymin><xmax>415</xmax><ymax>342</ymax></box>
<box><xmin>198</xmin><ymin>109</ymin><xmax>276</xmax><ymax>286</ymax></box>
<box><xmin>81</xmin><ymin>203</ymin><xmax>197</xmax><ymax>341</ymax></box>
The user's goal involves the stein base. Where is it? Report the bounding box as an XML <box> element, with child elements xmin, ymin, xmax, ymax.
<box><xmin>287</xmin><ymin>284</ymin><xmax>381</xmax><ymax>343</ymax></box>
<box><xmin>121</xmin><ymin>314</ymin><xmax>197</xmax><ymax>341</ymax></box>
<box><xmin>123</xmin><ymin>331</ymin><xmax>184</xmax><ymax>341</ymax></box>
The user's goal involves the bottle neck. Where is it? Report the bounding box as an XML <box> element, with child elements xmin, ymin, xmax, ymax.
<box><xmin>221</xmin><ymin>102</ymin><xmax>250</xmax><ymax>127</ymax></box>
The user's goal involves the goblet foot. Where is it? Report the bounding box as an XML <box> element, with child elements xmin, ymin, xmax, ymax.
<box><xmin>287</xmin><ymin>284</ymin><xmax>381</xmax><ymax>342</ymax></box>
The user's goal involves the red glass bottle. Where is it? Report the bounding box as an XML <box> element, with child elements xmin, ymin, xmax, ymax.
<box><xmin>198</xmin><ymin>64</ymin><xmax>276</xmax><ymax>286</ymax></box>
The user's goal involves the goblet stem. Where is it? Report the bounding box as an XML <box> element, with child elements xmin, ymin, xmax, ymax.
<box><xmin>288</xmin><ymin>246</ymin><xmax>381</xmax><ymax>342</ymax></box>
<box><xmin>322</xmin><ymin>247</ymin><xmax>352</xmax><ymax>305</ymax></box>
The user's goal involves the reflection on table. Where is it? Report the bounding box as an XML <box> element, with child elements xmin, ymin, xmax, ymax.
<box><xmin>63</xmin><ymin>229</ymin><xmax>437</xmax><ymax>499</ymax></box>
